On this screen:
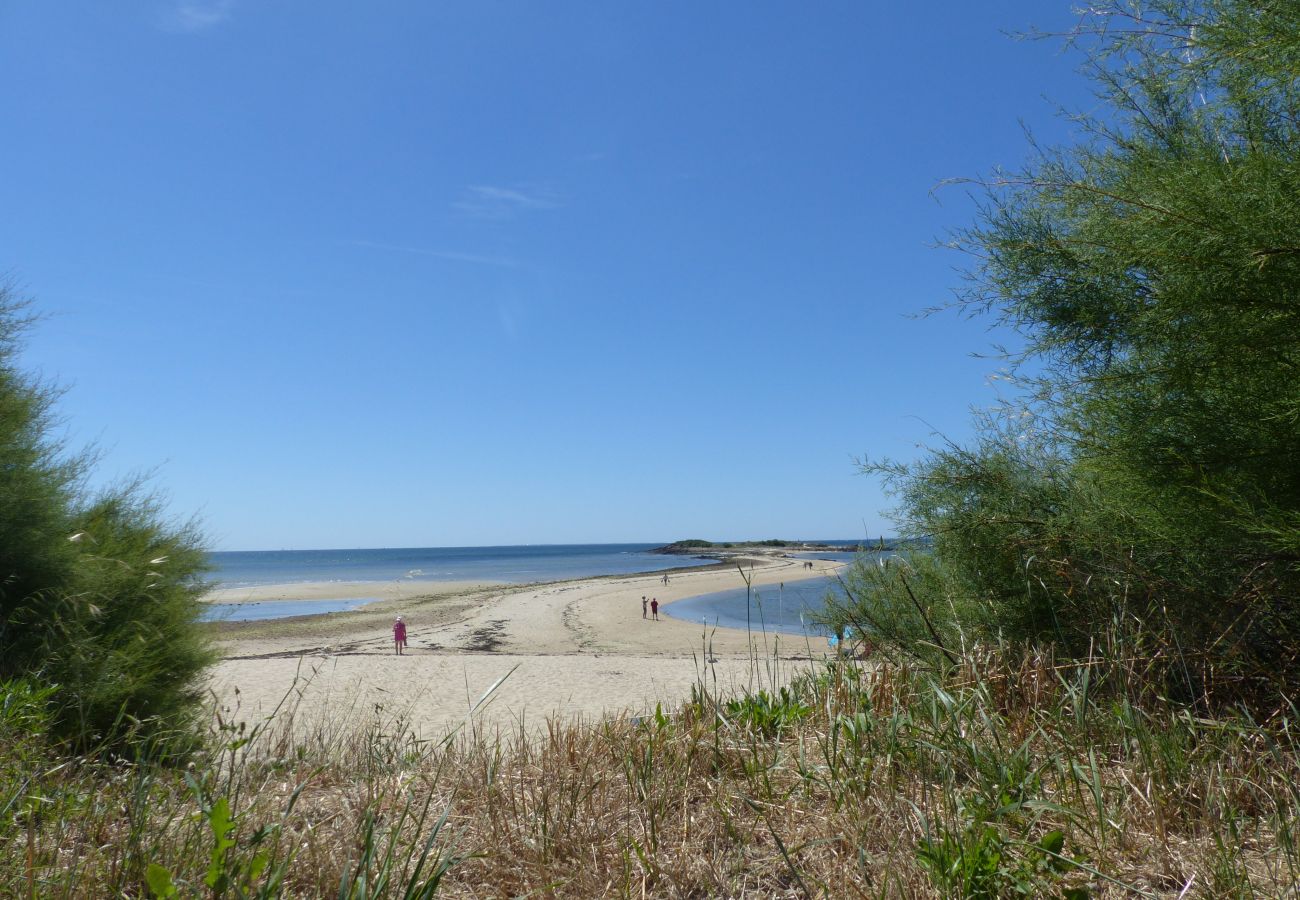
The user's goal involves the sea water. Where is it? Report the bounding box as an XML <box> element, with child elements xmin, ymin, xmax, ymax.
<box><xmin>207</xmin><ymin>543</ymin><xmax>714</xmax><ymax>588</ymax></box>
<box><xmin>662</xmin><ymin>548</ymin><xmax>889</xmax><ymax>636</ymax></box>
<box><xmin>661</xmin><ymin>575</ymin><xmax>848</xmax><ymax>637</ymax></box>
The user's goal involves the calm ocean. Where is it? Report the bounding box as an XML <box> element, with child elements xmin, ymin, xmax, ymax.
<box><xmin>660</xmin><ymin>574</ymin><xmax>845</xmax><ymax>637</ymax></box>
<box><xmin>207</xmin><ymin>543</ymin><xmax>715</xmax><ymax>588</ymax></box>
<box><xmin>660</xmin><ymin>549</ymin><xmax>898</xmax><ymax>636</ymax></box>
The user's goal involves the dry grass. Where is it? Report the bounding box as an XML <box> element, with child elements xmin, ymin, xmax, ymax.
<box><xmin>4</xmin><ymin>644</ymin><xmax>1299</xmax><ymax>898</ymax></box>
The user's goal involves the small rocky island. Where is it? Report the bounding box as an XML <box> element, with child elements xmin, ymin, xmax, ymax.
<box><xmin>649</xmin><ymin>539</ymin><xmax>890</xmax><ymax>559</ymax></box>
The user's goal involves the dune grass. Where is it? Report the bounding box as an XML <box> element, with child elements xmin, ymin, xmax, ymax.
<box><xmin>3</xmin><ymin>640</ymin><xmax>1298</xmax><ymax>898</ymax></box>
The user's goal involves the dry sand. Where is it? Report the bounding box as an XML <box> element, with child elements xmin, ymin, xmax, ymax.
<box><xmin>207</xmin><ymin>554</ymin><xmax>846</xmax><ymax>738</ymax></box>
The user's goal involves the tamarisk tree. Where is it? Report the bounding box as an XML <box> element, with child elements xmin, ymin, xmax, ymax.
<box><xmin>0</xmin><ymin>286</ymin><xmax>213</xmax><ymax>754</ymax></box>
<box><xmin>834</xmin><ymin>1</ymin><xmax>1300</xmax><ymax>703</ymax></box>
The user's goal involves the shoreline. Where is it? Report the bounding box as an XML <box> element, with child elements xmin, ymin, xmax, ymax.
<box><xmin>208</xmin><ymin>553</ymin><xmax>849</xmax><ymax>737</ymax></box>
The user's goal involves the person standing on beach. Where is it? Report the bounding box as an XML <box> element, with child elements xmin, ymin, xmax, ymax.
<box><xmin>650</xmin><ymin>598</ymin><xmax>659</xmax><ymax>621</ymax></box>
<box><xmin>642</xmin><ymin>596</ymin><xmax>648</xmax><ymax>619</ymax></box>
<box><xmin>393</xmin><ymin>616</ymin><xmax>407</xmax><ymax>655</ymax></box>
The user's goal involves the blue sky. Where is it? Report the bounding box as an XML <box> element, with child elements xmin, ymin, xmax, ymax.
<box><xmin>1</xmin><ymin>2</ymin><xmax>1095</xmax><ymax>550</ymax></box>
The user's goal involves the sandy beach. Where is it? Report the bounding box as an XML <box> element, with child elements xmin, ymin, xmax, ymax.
<box><xmin>208</xmin><ymin>554</ymin><xmax>846</xmax><ymax>738</ymax></box>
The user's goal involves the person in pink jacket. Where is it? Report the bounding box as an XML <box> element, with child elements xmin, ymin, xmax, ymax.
<box><xmin>393</xmin><ymin>616</ymin><xmax>408</xmax><ymax>655</ymax></box>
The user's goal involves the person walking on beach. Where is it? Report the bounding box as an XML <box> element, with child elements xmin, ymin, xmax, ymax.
<box><xmin>650</xmin><ymin>598</ymin><xmax>659</xmax><ymax>621</ymax></box>
<box><xmin>642</xmin><ymin>596</ymin><xmax>648</xmax><ymax>619</ymax></box>
<box><xmin>662</xmin><ymin>573</ymin><xmax>669</xmax><ymax>586</ymax></box>
<box><xmin>393</xmin><ymin>616</ymin><xmax>407</xmax><ymax>655</ymax></box>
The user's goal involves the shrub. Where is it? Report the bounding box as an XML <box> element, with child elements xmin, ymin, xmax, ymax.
<box><xmin>0</xmin><ymin>286</ymin><xmax>212</xmax><ymax>755</ymax></box>
<box><xmin>831</xmin><ymin>1</ymin><xmax>1300</xmax><ymax>705</ymax></box>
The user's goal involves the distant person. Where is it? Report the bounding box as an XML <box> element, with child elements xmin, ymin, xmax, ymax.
<box><xmin>651</xmin><ymin>598</ymin><xmax>659</xmax><ymax>621</ymax></box>
<box><xmin>393</xmin><ymin>616</ymin><xmax>407</xmax><ymax>655</ymax></box>
<box><xmin>642</xmin><ymin>596</ymin><xmax>648</xmax><ymax>619</ymax></box>
<box><xmin>662</xmin><ymin>573</ymin><xmax>669</xmax><ymax>585</ymax></box>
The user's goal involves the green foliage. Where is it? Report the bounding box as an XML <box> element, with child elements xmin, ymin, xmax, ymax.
<box><xmin>153</xmin><ymin>789</ymin><xmax>286</xmax><ymax>899</ymax></box>
<box><xmin>835</xmin><ymin>1</ymin><xmax>1300</xmax><ymax>703</ymax></box>
<box><xmin>825</xmin><ymin>552</ymin><xmax>971</xmax><ymax>668</ymax></box>
<box><xmin>724</xmin><ymin>687</ymin><xmax>810</xmax><ymax>735</ymax></box>
<box><xmin>50</xmin><ymin>488</ymin><xmax>215</xmax><ymax>754</ymax></box>
<box><xmin>336</xmin><ymin>795</ymin><xmax>462</xmax><ymax>900</ymax></box>
<box><xmin>0</xmin><ymin>286</ymin><xmax>213</xmax><ymax>754</ymax></box>
<box><xmin>144</xmin><ymin>863</ymin><xmax>180</xmax><ymax>899</ymax></box>
<box><xmin>916</xmin><ymin>826</ymin><xmax>1083</xmax><ymax>899</ymax></box>
<box><xmin>0</xmin><ymin>679</ymin><xmax>56</xmax><ymax>833</ymax></box>
<box><xmin>0</xmin><ymin>294</ymin><xmax>83</xmax><ymax>674</ymax></box>
<box><xmin>0</xmin><ymin>678</ymin><xmax>54</xmax><ymax>743</ymax></box>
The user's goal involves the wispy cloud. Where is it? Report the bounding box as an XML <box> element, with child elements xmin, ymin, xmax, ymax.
<box><xmin>161</xmin><ymin>0</ymin><xmax>235</xmax><ymax>32</ymax></box>
<box><xmin>497</xmin><ymin>303</ymin><xmax>521</xmax><ymax>340</ymax></box>
<box><xmin>350</xmin><ymin>240</ymin><xmax>519</xmax><ymax>269</ymax></box>
<box><xmin>453</xmin><ymin>184</ymin><xmax>561</xmax><ymax>220</ymax></box>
